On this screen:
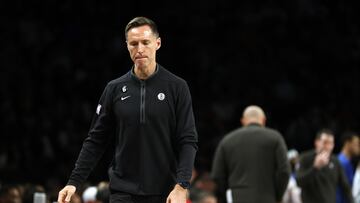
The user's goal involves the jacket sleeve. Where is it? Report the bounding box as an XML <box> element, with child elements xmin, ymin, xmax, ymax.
<box><xmin>337</xmin><ymin>159</ymin><xmax>355</xmax><ymax>203</ymax></box>
<box><xmin>274</xmin><ymin>135</ymin><xmax>291</xmax><ymax>201</ymax></box>
<box><xmin>67</xmin><ymin>84</ymin><xmax>115</xmax><ymax>188</ymax></box>
<box><xmin>174</xmin><ymin>81</ymin><xmax>198</xmax><ymax>184</ymax></box>
<box><xmin>295</xmin><ymin>153</ymin><xmax>318</xmax><ymax>188</ymax></box>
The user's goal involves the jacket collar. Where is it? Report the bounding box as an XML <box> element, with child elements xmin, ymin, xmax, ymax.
<box><xmin>246</xmin><ymin>123</ymin><xmax>263</xmax><ymax>127</ymax></box>
<box><xmin>130</xmin><ymin>64</ymin><xmax>159</xmax><ymax>83</ymax></box>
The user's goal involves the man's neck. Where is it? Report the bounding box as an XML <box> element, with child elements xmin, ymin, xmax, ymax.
<box><xmin>134</xmin><ymin>63</ymin><xmax>156</xmax><ymax>80</ymax></box>
<box><xmin>341</xmin><ymin>149</ymin><xmax>352</xmax><ymax>160</ymax></box>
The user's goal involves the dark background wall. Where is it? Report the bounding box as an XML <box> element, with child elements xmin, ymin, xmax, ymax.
<box><xmin>1</xmin><ymin>0</ymin><xmax>360</xmax><ymax>187</ymax></box>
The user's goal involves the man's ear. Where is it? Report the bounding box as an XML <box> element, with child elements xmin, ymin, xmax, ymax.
<box><xmin>314</xmin><ymin>139</ymin><xmax>319</xmax><ymax>149</ymax></box>
<box><xmin>261</xmin><ymin>117</ymin><xmax>266</xmax><ymax>126</ymax></box>
<box><xmin>156</xmin><ymin>37</ymin><xmax>161</xmax><ymax>50</ymax></box>
<box><xmin>241</xmin><ymin>117</ymin><xmax>245</xmax><ymax>126</ymax></box>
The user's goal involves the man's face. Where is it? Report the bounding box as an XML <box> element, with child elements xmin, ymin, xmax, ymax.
<box><xmin>315</xmin><ymin>133</ymin><xmax>334</xmax><ymax>153</ymax></box>
<box><xmin>349</xmin><ymin>136</ymin><xmax>360</xmax><ymax>156</ymax></box>
<box><xmin>4</xmin><ymin>188</ymin><xmax>22</xmax><ymax>203</ymax></box>
<box><xmin>126</xmin><ymin>25</ymin><xmax>161</xmax><ymax>70</ymax></box>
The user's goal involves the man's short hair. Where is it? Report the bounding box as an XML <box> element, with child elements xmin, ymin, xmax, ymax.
<box><xmin>340</xmin><ymin>131</ymin><xmax>358</xmax><ymax>148</ymax></box>
<box><xmin>315</xmin><ymin>128</ymin><xmax>334</xmax><ymax>140</ymax></box>
<box><xmin>125</xmin><ymin>16</ymin><xmax>159</xmax><ymax>39</ymax></box>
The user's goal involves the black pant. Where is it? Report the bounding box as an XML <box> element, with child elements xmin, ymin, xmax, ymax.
<box><xmin>110</xmin><ymin>191</ymin><xmax>167</xmax><ymax>203</ymax></box>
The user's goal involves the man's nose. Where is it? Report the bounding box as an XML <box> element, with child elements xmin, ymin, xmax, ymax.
<box><xmin>137</xmin><ymin>43</ymin><xmax>145</xmax><ymax>53</ymax></box>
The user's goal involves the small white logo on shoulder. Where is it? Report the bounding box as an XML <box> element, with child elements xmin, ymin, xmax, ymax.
<box><xmin>122</xmin><ymin>85</ymin><xmax>127</xmax><ymax>93</ymax></box>
<box><xmin>157</xmin><ymin>93</ymin><xmax>165</xmax><ymax>101</ymax></box>
<box><xmin>96</xmin><ymin>104</ymin><xmax>102</xmax><ymax>115</ymax></box>
<box><xmin>121</xmin><ymin>95</ymin><xmax>131</xmax><ymax>101</ymax></box>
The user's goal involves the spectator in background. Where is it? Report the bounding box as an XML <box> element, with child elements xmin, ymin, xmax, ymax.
<box><xmin>189</xmin><ymin>172</ymin><xmax>217</xmax><ymax>203</ymax></box>
<box><xmin>211</xmin><ymin>105</ymin><xmax>290</xmax><ymax>203</ymax></box>
<box><xmin>0</xmin><ymin>184</ymin><xmax>22</xmax><ymax>203</ymax></box>
<box><xmin>96</xmin><ymin>181</ymin><xmax>110</xmax><ymax>203</ymax></box>
<box><xmin>352</xmin><ymin>162</ymin><xmax>360</xmax><ymax>203</ymax></box>
<box><xmin>337</xmin><ymin>132</ymin><xmax>360</xmax><ymax>203</ymax></box>
<box><xmin>296</xmin><ymin>129</ymin><xmax>354</xmax><ymax>203</ymax></box>
<box><xmin>283</xmin><ymin>149</ymin><xmax>302</xmax><ymax>203</ymax></box>
<box><xmin>191</xmin><ymin>190</ymin><xmax>217</xmax><ymax>203</ymax></box>
<box><xmin>82</xmin><ymin>186</ymin><xmax>97</xmax><ymax>203</ymax></box>
<box><xmin>21</xmin><ymin>184</ymin><xmax>46</xmax><ymax>203</ymax></box>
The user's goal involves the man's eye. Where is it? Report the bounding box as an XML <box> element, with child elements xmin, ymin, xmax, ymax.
<box><xmin>129</xmin><ymin>42</ymin><xmax>138</xmax><ymax>46</ymax></box>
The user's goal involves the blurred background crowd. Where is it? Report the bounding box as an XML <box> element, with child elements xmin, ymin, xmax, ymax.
<box><xmin>1</xmin><ymin>0</ymin><xmax>360</xmax><ymax>202</ymax></box>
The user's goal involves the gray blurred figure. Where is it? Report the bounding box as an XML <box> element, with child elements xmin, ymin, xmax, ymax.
<box><xmin>211</xmin><ymin>105</ymin><xmax>290</xmax><ymax>203</ymax></box>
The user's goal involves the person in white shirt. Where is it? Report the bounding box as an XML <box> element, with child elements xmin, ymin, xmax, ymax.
<box><xmin>352</xmin><ymin>159</ymin><xmax>360</xmax><ymax>202</ymax></box>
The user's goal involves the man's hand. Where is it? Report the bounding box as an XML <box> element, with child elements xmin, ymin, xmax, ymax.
<box><xmin>166</xmin><ymin>184</ymin><xmax>188</xmax><ymax>203</ymax></box>
<box><xmin>58</xmin><ymin>185</ymin><xmax>76</xmax><ymax>203</ymax></box>
<box><xmin>314</xmin><ymin>151</ymin><xmax>330</xmax><ymax>169</ymax></box>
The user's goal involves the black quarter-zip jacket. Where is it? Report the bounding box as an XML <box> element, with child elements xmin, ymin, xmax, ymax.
<box><xmin>67</xmin><ymin>64</ymin><xmax>198</xmax><ymax>195</ymax></box>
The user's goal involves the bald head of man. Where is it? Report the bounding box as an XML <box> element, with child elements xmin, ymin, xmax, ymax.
<box><xmin>241</xmin><ymin>105</ymin><xmax>266</xmax><ymax>126</ymax></box>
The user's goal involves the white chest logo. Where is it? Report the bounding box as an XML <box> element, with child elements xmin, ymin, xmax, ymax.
<box><xmin>122</xmin><ymin>85</ymin><xmax>127</xmax><ymax>93</ymax></box>
<box><xmin>121</xmin><ymin>95</ymin><xmax>131</xmax><ymax>101</ymax></box>
<box><xmin>157</xmin><ymin>93</ymin><xmax>165</xmax><ymax>101</ymax></box>
<box><xmin>96</xmin><ymin>104</ymin><xmax>102</xmax><ymax>115</ymax></box>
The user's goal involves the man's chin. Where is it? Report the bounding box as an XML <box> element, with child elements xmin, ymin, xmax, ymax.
<box><xmin>135</xmin><ymin>63</ymin><xmax>147</xmax><ymax>70</ymax></box>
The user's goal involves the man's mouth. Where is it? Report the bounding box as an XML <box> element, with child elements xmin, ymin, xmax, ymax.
<box><xmin>135</xmin><ymin>56</ymin><xmax>147</xmax><ymax>60</ymax></box>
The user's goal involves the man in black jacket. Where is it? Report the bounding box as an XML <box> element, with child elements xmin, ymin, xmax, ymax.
<box><xmin>58</xmin><ymin>16</ymin><xmax>198</xmax><ymax>203</ymax></box>
<box><xmin>295</xmin><ymin>129</ymin><xmax>354</xmax><ymax>203</ymax></box>
<box><xmin>211</xmin><ymin>105</ymin><xmax>290</xmax><ymax>203</ymax></box>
